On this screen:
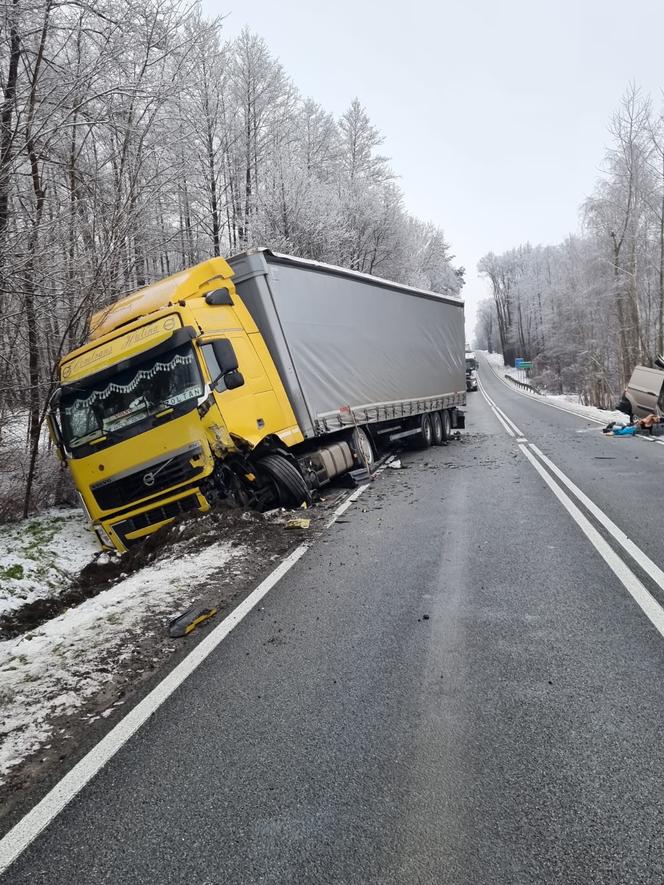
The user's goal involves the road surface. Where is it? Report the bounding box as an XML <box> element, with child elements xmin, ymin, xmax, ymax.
<box><xmin>3</xmin><ymin>357</ymin><xmax>664</xmax><ymax>884</ymax></box>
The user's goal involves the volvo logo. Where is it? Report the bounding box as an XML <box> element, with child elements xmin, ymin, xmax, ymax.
<box><xmin>141</xmin><ymin>455</ymin><xmax>175</xmax><ymax>489</ymax></box>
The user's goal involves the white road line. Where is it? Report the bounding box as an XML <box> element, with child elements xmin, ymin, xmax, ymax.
<box><xmin>481</xmin><ymin>359</ymin><xmax>664</xmax><ymax>451</ymax></box>
<box><xmin>491</xmin><ymin>401</ymin><xmax>525</xmax><ymax>437</ymax></box>
<box><xmin>482</xmin><ymin>359</ymin><xmax>608</xmax><ymax>425</ymax></box>
<box><xmin>478</xmin><ymin>376</ymin><xmax>516</xmax><ymax>438</ymax></box>
<box><xmin>519</xmin><ymin>444</ymin><xmax>664</xmax><ymax>639</ymax></box>
<box><xmin>480</xmin><ymin>374</ymin><xmax>664</xmax><ymax>639</ymax></box>
<box><xmin>528</xmin><ymin>442</ymin><xmax>664</xmax><ymax>594</ymax></box>
<box><xmin>0</xmin><ymin>544</ymin><xmax>310</xmax><ymax>875</ymax></box>
<box><xmin>483</xmin><ymin>361</ymin><xmax>664</xmax><ymax>599</ymax></box>
<box><xmin>477</xmin><ymin>374</ymin><xmax>496</xmax><ymax>408</ymax></box>
<box><xmin>325</xmin><ymin>482</ymin><xmax>370</xmax><ymax>527</ymax></box>
<box><xmin>491</xmin><ymin>408</ymin><xmax>515</xmax><ymax>437</ymax></box>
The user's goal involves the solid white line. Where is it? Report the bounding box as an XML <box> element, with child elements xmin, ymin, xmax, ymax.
<box><xmin>519</xmin><ymin>444</ymin><xmax>664</xmax><ymax>639</ymax></box>
<box><xmin>492</xmin><ymin>408</ymin><xmax>515</xmax><ymax>437</ymax></box>
<box><xmin>477</xmin><ymin>374</ymin><xmax>495</xmax><ymax>407</ymax></box>
<box><xmin>0</xmin><ymin>544</ymin><xmax>310</xmax><ymax>875</ymax></box>
<box><xmin>482</xmin><ymin>358</ymin><xmax>608</xmax><ymax>426</ymax></box>
<box><xmin>528</xmin><ymin>442</ymin><xmax>664</xmax><ymax>594</ymax></box>
<box><xmin>491</xmin><ymin>401</ymin><xmax>524</xmax><ymax>437</ymax></box>
<box><xmin>349</xmin><ymin>484</ymin><xmax>370</xmax><ymax>501</ymax></box>
<box><xmin>482</xmin><ymin>364</ymin><xmax>664</xmax><ymax>640</ymax></box>
<box><xmin>481</xmin><ymin>358</ymin><xmax>664</xmax><ymax>452</ymax></box>
<box><xmin>478</xmin><ymin>375</ymin><xmax>516</xmax><ymax>438</ymax></box>
<box><xmin>325</xmin><ymin>482</ymin><xmax>371</xmax><ymax>527</ymax></box>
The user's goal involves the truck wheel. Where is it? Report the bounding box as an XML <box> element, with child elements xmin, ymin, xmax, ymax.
<box><xmin>417</xmin><ymin>413</ymin><xmax>433</xmax><ymax>448</ymax></box>
<box><xmin>431</xmin><ymin>411</ymin><xmax>444</xmax><ymax>446</ymax></box>
<box><xmin>441</xmin><ymin>410</ymin><xmax>452</xmax><ymax>442</ymax></box>
<box><xmin>352</xmin><ymin>426</ymin><xmax>375</xmax><ymax>471</ymax></box>
<box><xmin>257</xmin><ymin>453</ymin><xmax>311</xmax><ymax>508</ymax></box>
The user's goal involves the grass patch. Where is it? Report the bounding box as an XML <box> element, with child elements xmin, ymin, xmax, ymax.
<box><xmin>0</xmin><ymin>564</ymin><xmax>24</xmax><ymax>581</ymax></box>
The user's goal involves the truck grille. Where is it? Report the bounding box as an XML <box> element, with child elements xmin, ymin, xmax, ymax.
<box><xmin>92</xmin><ymin>443</ymin><xmax>204</xmax><ymax>511</ymax></box>
<box><xmin>112</xmin><ymin>493</ymin><xmax>201</xmax><ymax>549</ymax></box>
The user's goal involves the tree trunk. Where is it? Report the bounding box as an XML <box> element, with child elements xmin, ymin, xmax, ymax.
<box><xmin>0</xmin><ymin>0</ymin><xmax>20</xmax><ymax>254</ymax></box>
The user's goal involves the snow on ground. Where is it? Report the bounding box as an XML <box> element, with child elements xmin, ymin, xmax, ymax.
<box><xmin>0</xmin><ymin>538</ymin><xmax>245</xmax><ymax>782</ymax></box>
<box><xmin>481</xmin><ymin>352</ymin><xmax>627</xmax><ymax>425</ymax></box>
<box><xmin>0</xmin><ymin>508</ymin><xmax>98</xmax><ymax>617</ymax></box>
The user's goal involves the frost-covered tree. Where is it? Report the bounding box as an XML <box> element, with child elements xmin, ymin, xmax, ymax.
<box><xmin>477</xmin><ymin>83</ymin><xmax>664</xmax><ymax>406</ymax></box>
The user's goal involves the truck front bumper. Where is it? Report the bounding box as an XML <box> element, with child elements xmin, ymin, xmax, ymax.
<box><xmin>98</xmin><ymin>487</ymin><xmax>210</xmax><ymax>552</ymax></box>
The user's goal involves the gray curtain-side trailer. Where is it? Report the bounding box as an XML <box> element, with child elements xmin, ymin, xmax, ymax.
<box><xmin>228</xmin><ymin>249</ymin><xmax>466</xmax><ymax>450</ymax></box>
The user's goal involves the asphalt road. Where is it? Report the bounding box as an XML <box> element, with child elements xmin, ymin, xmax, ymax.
<box><xmin>4</xmin><ymin>363</ymin><xmax>664</xmax><ymax>884</ymax></box>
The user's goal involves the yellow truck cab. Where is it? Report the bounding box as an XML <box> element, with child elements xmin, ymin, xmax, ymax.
<box><xmin>49</xmin><ymin>249</ymin><xmax>466</xmax><ymax>552</ymax></box>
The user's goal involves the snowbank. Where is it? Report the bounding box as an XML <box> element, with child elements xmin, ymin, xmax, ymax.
<box><xmin>0</xmin><ymin>509</ymin><xmax>98</xmax><ymax>617</ymax></box>
<box><xmin>0</xmin><ymin>539</ymin><xmax>244</xmax><ymax>781</ymax></box>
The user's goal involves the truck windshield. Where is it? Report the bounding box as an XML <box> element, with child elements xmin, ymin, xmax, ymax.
<box><xmin>59</xmin><ymin>342</ymin><xmax>204</xmax><ymax>449</ymax></box>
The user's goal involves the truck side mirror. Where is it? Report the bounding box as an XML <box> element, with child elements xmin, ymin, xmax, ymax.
<box><xmin>224</xmin><ymin>370</ymin><xmax>244</xmax><ymax>390</ymax></box>
<box><xmin>46</xmin><ymin>413</ymin><xmax>66</xmax><ymax>463</ymax></box>
<box><xmin>212</xmin><ymin>338</ymin><xmax>238</xmax><ymax>372</ymax></box>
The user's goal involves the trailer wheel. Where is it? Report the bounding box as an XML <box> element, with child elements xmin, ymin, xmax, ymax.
<box><xmin>431</xmin><ymin>411</ymin><xmax>444</xmax><ymax>446</ymax></box>
<box><xmin>256</xmin><ymin>453</ymin><xmax>311</xmax><ymax>508</ymax></box>
<box><xmin>352</xmin><ymin>426</ymin><xmax>375</xmax><ymax>471</ymax></box>
<box><xmin>416</xmin><ymin>413</ymin><xmax>433</xmax><ymax>448</ymax></box>
<box><xmin>441</xmin><ymin>409</ymin><xmax>452</xmax><ymax>443</ymax></box>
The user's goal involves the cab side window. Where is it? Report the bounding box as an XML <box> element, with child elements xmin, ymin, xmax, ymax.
<box><xmin>201</xmin><ymin>341</ymin><xmax>234</xmax><ymax>391</ymax></box>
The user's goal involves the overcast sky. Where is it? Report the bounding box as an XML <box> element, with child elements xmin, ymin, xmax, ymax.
<box><xmin>203</xmin><ymin>0</ymin><xmax>664</xmax><ymax>335</ymax></box>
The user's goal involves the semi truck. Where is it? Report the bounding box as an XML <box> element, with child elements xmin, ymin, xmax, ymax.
<box><xmin>47</xmin><ymin>249</ymin><xmax>466</xmax><ymax>552</ymax></box>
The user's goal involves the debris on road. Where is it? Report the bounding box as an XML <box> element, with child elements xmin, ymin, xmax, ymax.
<box><xmin>286</xmin><ymin>518</ymin><xmax>310</xmax><ymax>530</ymax></box>
<box><xmin>168</xmin><ymin>605</ymin><xmax>219</xmax><ymax>638</ymax></box>
<box><xmin>388</xmin><ymin>459</ymin><xmax>403</xmax><ymax>470</ymax></box>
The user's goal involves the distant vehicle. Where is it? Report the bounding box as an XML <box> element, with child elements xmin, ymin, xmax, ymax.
<box><xmin>465</xmin><ymin>350</ymin><xmax>478</xmax><ymax>391</ymax></box>
<box><xmin>622</xmin><ymin>363</ymin><xmax>664</xmax><ymax>419</ymax></box>
<box><xmin>48</xmin><ymin>249</ymin><xmax>467</xmax><ymax>552</ymax></box>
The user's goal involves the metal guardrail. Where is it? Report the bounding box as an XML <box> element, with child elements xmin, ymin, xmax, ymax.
<box><xmin>503</xmin><ymin>373</ymin><xmax>542</xmax><ymax>395</ymax></box>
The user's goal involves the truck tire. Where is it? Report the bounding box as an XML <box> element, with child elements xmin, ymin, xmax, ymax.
<box><xmin>257</xmin><ymin>453</ymin><xmax>311</xmax><ymax>508</ymax></box>
<box><xmin>431</xmin><ymin>411</ymin><xmax>444</xmax><ymax>446</ymax></box>
<box><xmin>416</xmin><ymin>413</ymin><xmax>433</xmax><ymax>448</ymax></box>
<box><xmin>441</xmin><ymin>409</ymin><xmax>452</xmax><ymax>442</ymax></box>
<box><xmin>352</xmin><ymin>426</ymin><xmax>375</xmax><ymax>471</ymax></box>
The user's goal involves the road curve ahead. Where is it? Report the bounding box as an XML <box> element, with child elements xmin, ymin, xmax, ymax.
<box><xmin>3</xmin><ymin>365</ymin><xmax>664</xmax><ymax>884</ymax></box>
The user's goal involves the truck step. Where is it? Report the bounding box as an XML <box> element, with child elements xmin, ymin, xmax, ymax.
<box><xmin>349</xmin><ymin>467</ymin><xmax>372</xmax><ymax>485</ymax></box>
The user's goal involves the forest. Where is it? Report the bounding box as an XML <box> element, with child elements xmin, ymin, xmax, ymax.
<box><xmin>475</xmin><ymin>85</ymin><xmax>664</xmax><ymax>408</ymax></box>
<box><xmin>0</xmin><ymin>0</ymin><xmax>463</xmax><ymax>518</ymax></box>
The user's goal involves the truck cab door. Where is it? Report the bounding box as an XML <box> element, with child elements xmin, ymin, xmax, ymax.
<box><xmin>200</xmin><ymin>336</ymin><xmax>286</xmax><ymax>447</ymax></box>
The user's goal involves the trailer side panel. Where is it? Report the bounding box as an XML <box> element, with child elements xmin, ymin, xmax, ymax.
<box><xmin>230</xmin><ymin>250</ymin><xmax>465</xmax><ymax>437</ymax></box>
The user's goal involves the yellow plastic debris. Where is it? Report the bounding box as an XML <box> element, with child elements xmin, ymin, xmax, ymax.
<box><xmin>286</xmin><ymin>518</ymin><xmax>310</xmax><ymax>530</ymax></box>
